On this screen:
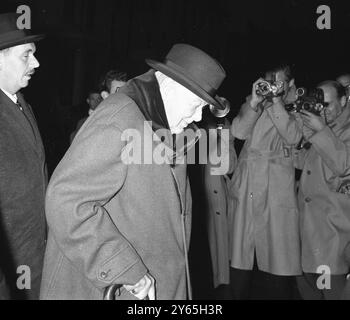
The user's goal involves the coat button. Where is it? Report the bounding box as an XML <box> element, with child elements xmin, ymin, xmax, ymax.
<box><xmin>216</xmin><ymin>212</ymin><xmax>221</xmax><ymax>216</ymax></box>
<box><xmin>305</xmin><ymin>197</ymin><xmax>312</xmax><ymax>203</ymax></box>
<box><xmin>307</xmin><ymin>170</ymin><xmax>311</xmax><ymax>175</ymax></box>
<box><xmin>214</xmin><ymin>190</ymin><xmax>218</xmax><ymax>194</ymax></box>
<box><xmin>100</xmin><ymin>272</ymin><xmax>108</xmax><ymax>279</ymax></box>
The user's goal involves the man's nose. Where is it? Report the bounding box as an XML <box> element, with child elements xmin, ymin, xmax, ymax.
<box><xmin>193</xmin><ymin>108</ymin><xmax>203</xmax><ymax>122</ymax></box>
<box><xmin>31</xmin><ymin>55</ymin><xmax>40</xmax><ymax>69</ymax></box>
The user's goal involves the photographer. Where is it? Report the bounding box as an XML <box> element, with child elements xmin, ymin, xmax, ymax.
<box><xmin>294</xmin><ymin>81</ymin><xmax>350</xmax><ymax>300</ymax></box>
<box><xmin>228</xmin><ymin>65</ymin><xmax>302</xmax><ymax>299</ymax></box>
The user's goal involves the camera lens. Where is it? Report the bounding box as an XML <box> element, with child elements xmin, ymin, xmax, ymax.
<box><xmin>296</xmin><ymin>88</ymin><xmax>306</xmax><ymax>97</ymax></box>
<box><xmin>257</xmin><ymin>82</ymin><xmax>271</xmax><ymax>96</ymax></box>
<box><xmin>303</xmin><ymin>102</ymin><xmax>311</xmax><ymax>111</ymax></box>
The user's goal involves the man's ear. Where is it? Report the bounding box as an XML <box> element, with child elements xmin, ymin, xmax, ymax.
<box><xmin>288</xmin><ymin>79</ymin><xmax>295</xmax><ymax>88</ymax></box>
<box><xmin>101</xmin><ymin>91</ymin><xmax>109</xmax><ymax>100</ymax></box>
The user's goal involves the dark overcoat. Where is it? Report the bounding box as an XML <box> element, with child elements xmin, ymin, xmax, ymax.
<box><xmin>0</xmin><ymin>89</ymin><xmax>47</xmax><ymax>300</ymax></box>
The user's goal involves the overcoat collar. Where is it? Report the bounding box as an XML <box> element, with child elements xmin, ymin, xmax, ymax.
<box><xmin>0</xmin><ymin>89</ymin><xmax>44</xmax><ymax>158</ymax></box>
<box><xmin>121</xmin><ymin>70</ymin><xmax>201</xmax><ymax>165</ymax></box>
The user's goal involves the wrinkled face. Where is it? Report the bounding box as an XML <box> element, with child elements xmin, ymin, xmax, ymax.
<box><xmin>0</xmin><ymin>43</ymin><xmax>40</xmax><ymax>94</ymax></box>
<box><xmin>110</xmin><ymin>80</ymin><xmax>127</xmax><ymax>94</ymax></box>
<box><xmin>164</xmin><ymin>80</ymin><xmax>207</xmax><ymax>135</ymax></box>
<box><xmin>87</xmin><ymin>93</ymin><xmax>102</xmax><ymax>111</ymax></box>
<box><xmin>265</xmin><ymin>70</ymin><xmax>295</xmax><ymax>103</ymax></box>
<box><xmin>319</xmin><ymin>85</ymin><xmax>345</xmax><ymax>123</ymax></box>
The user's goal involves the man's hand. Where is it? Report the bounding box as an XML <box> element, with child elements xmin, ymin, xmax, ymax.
<box><xmin>250</xmin><ymin>79</ymin><xmax>266</xmax><ymax>111</ymax></box>
<box><xmin>300</xmin><ymin>110</ymin><xmax>326</xmax><ymax>133</ymax></box>
<box><xmin>124</xmin><ymin>273</ymin><xmax>155</xmax><ymax>300</ymax></box>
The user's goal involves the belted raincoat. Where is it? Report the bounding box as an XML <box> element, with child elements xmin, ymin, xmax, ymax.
<box><xmin>229</xmin><ymin>97</ymin><xmax>303</xmax><ymax>276</ymax></box>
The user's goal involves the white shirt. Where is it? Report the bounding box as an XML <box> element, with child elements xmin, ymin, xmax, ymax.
<box><xmin>0</xmin><ymin>87</ymin><xmax>18</xmax><ymax>104</ymax></box>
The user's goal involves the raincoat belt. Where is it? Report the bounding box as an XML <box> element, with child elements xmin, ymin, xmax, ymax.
<box><xmin>240</xmin><ymin>147</ymin><xmax>292</xmax><ymax>161</ymax></box>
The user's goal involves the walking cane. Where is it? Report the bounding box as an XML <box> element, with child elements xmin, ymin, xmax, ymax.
<box><xmin>104</xmin><ymin>284</ymin><xmax>123</xmax><ymax>300</ymax></box>
<box><xmin>104</xmin><ymin>284</ymin><xmax>150</xmax><ymax>300</ymax></box>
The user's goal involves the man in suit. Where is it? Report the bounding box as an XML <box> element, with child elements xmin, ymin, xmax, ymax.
<box><xmin>40</xmin><ymin>44</ymin><xmax>227</xmax><ymax>300</ymax></box>
<box><xmin>0</xmin><ymin>12</ymin><xmax>47</xmax><ymax>300</ymax></box>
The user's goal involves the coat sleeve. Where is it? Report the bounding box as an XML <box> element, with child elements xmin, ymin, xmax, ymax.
<box><xmin>231</xmin><ymin>96</ymin><xmax>262</xmax><ymax>140</ymax></box>
<box><xmin>266</xmin><ymin>101</ymin><xmax>303</xmax><ymax>146</ymax></box>
<box><xmin>45</xmin><ymin>111</ymin><xmax>148</xmax><ymax>290</ymax></box>
<box><xmin>309</xmin><ymin>126</ymin><xmax>350</xmax><ymax>177</ymax></box>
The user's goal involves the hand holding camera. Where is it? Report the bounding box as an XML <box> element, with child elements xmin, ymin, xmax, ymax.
<box><xmin>285</xmin><ymin>88</ymin><xmax>327</xmax><ymax>117</ymax></box>
<box><xmin>250</xmin><ymin>78</ymin><xmax>285</xmax><ymax>112</ymax></box>
<box><xmin>299</xmin><ymin>110</ymin><xmax>326</xmax><ymax>133</ymax></box>
<box><xmin>250</xmin><ymin>78</ymin><xmax>267</xmax><ymax>111</ymax></box>
<box><xmin>255</xmin><ymin>79</ymin><xmax>285</xmax><ymax>99</ymax></box>
<box><xmin>285</xmin><ymin>87</ymin><xmax>327</xmax><ymax>133</ymax></box>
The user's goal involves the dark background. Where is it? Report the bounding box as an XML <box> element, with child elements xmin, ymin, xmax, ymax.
<box><xmin>2</xmin><ymin>0</ymin><xmax>350</xmax><ymax>173</ymax></box>
<box><xmin>1</xmin><ymin>0</ymin><xmax>350</xmax><ymax>299</ymax></box>
<box><xmin>1</xmin><ymin>0</ymin><xmax>349</xmax><ymax>174</ymax></box>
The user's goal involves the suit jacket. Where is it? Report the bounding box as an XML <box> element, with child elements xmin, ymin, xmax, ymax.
<box><xmin>40</xmin><ymin>71</ymin><xmax>195</xmax><ymax>300</ymax></box>
<box><xmin>0</xmin><ymin>89</ymin><xmax>47</xmax><ymax>300</ymax></box>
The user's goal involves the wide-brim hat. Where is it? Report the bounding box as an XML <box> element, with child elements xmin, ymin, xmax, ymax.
<box><xmin>0</xmin><ymin>13</ymin><xmax>44</xmax><ymax>51</ymax></box>
<box><xmin>146</xmin><ymin>44</ymin><xmax>226</xmax><ymax>110</ymax></box>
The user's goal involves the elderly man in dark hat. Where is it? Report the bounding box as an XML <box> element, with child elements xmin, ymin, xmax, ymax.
<box><xmin>0</xmin><ymin>13</ymin><xmax>47</xmax><ymax>300</ymax></box>
<box><xmin>40</xmin><ymin>44</ymin><xmax>227</xmax><ymax>300</ymax></box>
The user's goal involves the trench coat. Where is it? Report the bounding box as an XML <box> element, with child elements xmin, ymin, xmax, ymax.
<box><xmin>40</xmin><ymin>71</ymin><xmax>195</xmax><ymax>300</ymax></box>
<box><xmin>295</xmin><ymin>107</ymin><xmax>350</xmax><ymax>275</ymax></box>
<box><xmin>0</xmin><ymin>89</ymin><xmax>47</xmax><ymax>299</ymax></box>
<box><xmin>229</xmin><ymin>97</ymin><xmax>303</xmax><ymax>276</ymax></box>
<box><xmin>201</xmin><ymin>119</ymin><xmax>237</xmax><ymax>288</ymax></box>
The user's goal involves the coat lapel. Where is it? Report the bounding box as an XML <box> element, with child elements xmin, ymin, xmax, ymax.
<box><xmin>0</xmin><ymin>90</ymin><xmax>43</xmax><ymax>158</ymax></box>
<box><xmin>17</xmin><ymin>93</ymin><xmax>46</xmax><ymax>157</ymax></box>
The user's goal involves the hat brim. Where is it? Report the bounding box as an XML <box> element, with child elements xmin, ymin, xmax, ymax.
<box><xmin>146</xmin><ymin>59</ymin><xmax>225</xmax><ymax>110</ymax></box>
<box><xmin>0</xmin><ymin>34</ymin><xmax>45</xmax><ymax>51</ymax></box>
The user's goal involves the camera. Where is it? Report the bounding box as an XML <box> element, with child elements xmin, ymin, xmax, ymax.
<box><xmin>256</xmin><ymin>80</ymin><xmax>284</xmax><ymax>98</ymax></box>
<box><xmin>285</xmin><ymin>88</ymin><xmax>326</xmax><ymax>116</ymax></box>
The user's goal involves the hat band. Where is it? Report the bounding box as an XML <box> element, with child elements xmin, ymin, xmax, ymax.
<box><xmin>0</xmin><ymin>29</ymin><xmax>29</xmax><ymax>44</ymax></box>
<box><xmin>163</xmin><ymin>59</ymin><xmax>217</xmax><ymax>97</ymax></box>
